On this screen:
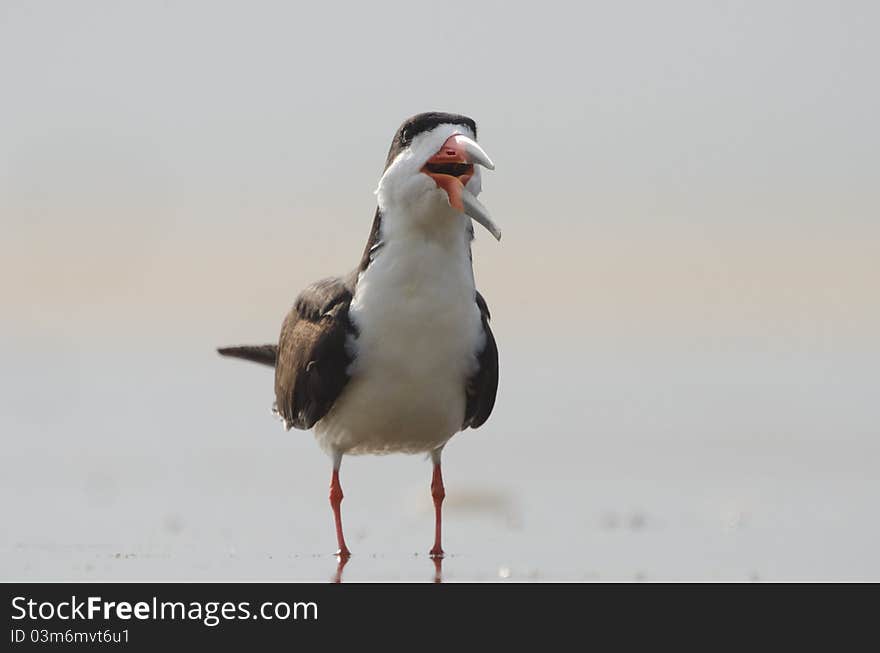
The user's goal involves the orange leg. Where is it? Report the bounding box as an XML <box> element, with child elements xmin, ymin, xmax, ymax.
<box><xmin>329</xmin><ymin>468</ymin><xmax>351</xmax><ymax>557</ymax></box>
<box><xmin>429</xmin><ymin>461</ymin><xmax>446</xmax><ymax>558</ymax></box>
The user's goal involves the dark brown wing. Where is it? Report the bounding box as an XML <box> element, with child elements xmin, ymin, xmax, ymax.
<box><xmin>463</xmin><ymin>291</ymin><xmax>499</xmax><ymax>429</ymax></box>
<box><xmin>274</xmin><ymin>276</ymin><xmax>356</xmax><ymax>430</ymax></box>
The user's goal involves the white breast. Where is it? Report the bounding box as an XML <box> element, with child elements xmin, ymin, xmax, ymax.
<box><xmin>313</xmin><ymin>212</ymin><xmax>485</xmax><ymax>455</ymax></box>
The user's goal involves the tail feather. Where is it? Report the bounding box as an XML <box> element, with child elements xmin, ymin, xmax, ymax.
<box><xmin>217</xmin><ymin>344</ymin><xmax>277</xmax><ymax>367</ymax></box>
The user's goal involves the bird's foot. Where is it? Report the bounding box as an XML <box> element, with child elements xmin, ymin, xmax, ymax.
<box><xmin>335</xmin><ymin>547</ymin><xmax>352</xmax><ymax>559</ymax></box>
<box><xmin>332</xmin><ymin>552</ymin><xmax>350</xmax><ymax>583</ymax></box>
<box><xmin>429</xmin><ymin>547</ymin><xmax>444</xmax><ymax>559</ymax></box>
<box><xmin>432</xmin><ymin>556</ymin><xmax>443</xmax><ymax>583</ymax></box>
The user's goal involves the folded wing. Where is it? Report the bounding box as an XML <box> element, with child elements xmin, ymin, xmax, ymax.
<box><xmin>463</xmin><ymin>291</ymin><xmax>499</xmax><ymax>429</ymax></box>
<box><xmin>274</xmin><ymin>276</ymin><xmax>356</xmax><ymax>430</ymax></box>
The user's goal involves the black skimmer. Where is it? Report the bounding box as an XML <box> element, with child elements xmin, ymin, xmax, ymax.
<box><xmin>218</xmin><ymin>112</ymin><xmax>499</xmax><ymax>559</ymax></box>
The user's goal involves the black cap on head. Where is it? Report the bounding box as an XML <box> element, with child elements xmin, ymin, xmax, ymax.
<box><xmin>384</xmin><ymin>112</ymin><xmax>477</xmax><ymax>169</ymax></box>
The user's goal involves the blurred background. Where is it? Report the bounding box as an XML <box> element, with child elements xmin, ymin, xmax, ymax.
<box><xmin>1</xmin><ymin>1</ymin><xmax>878</xmax><ymax>580</ymax></box>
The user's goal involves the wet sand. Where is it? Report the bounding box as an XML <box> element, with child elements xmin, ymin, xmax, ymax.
<box><xmin>2</xmin><ymin>344</ymin><xmax>879</xmax><ymax>581</ymax></box>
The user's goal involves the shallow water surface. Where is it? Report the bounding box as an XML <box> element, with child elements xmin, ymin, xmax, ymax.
<box><xmin>2</xmin><ymin>343</ymin><xmax>878</xmax><ymax>581</ymax></box>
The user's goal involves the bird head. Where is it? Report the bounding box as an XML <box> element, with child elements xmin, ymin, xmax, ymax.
<box><xmin>376</xmin><ymin>112</ymin><xmax>500</xmax><ymax>241</ymax></box>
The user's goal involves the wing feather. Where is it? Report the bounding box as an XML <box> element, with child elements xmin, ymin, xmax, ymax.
<box><xmin>274</xmin><ymin>276</ymin><xmax>355</xmax><ymax>430</ymax></box>
<box><xmin>463</xmin><ymin>291</ymin><xmax>499</xmax><ymax>429</ymax></box>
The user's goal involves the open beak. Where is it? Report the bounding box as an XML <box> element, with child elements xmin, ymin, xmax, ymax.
<box><xmin>421</xmin><ymin>134</ymin><xmax>501</xmax><ymax>241</ymax></box>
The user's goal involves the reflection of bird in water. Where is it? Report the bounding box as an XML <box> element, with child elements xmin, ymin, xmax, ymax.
<box><xmin>218</xmin><ymin>112</ymin><xmax>500</xmax><ymax>561</ymax></box>
<box><xmin>433</xmin><ymin>557</ymin><xmax>443</xmax><ymax>584</ymax></box>
<box><xmin>330</xmin><ymin>553</ymin><xmax>443</xmax><ymax>584</ymax></box>
<box><xmin>333</xmin><ymin>555</ymin><xmax>349</xmax><ymax>584</ymax></box>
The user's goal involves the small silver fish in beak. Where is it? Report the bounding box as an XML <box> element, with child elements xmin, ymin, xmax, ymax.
<box><xmin>421</xmin><ymin>133</ymin><xmax>501</xmax><ymax>241</ymax></box>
